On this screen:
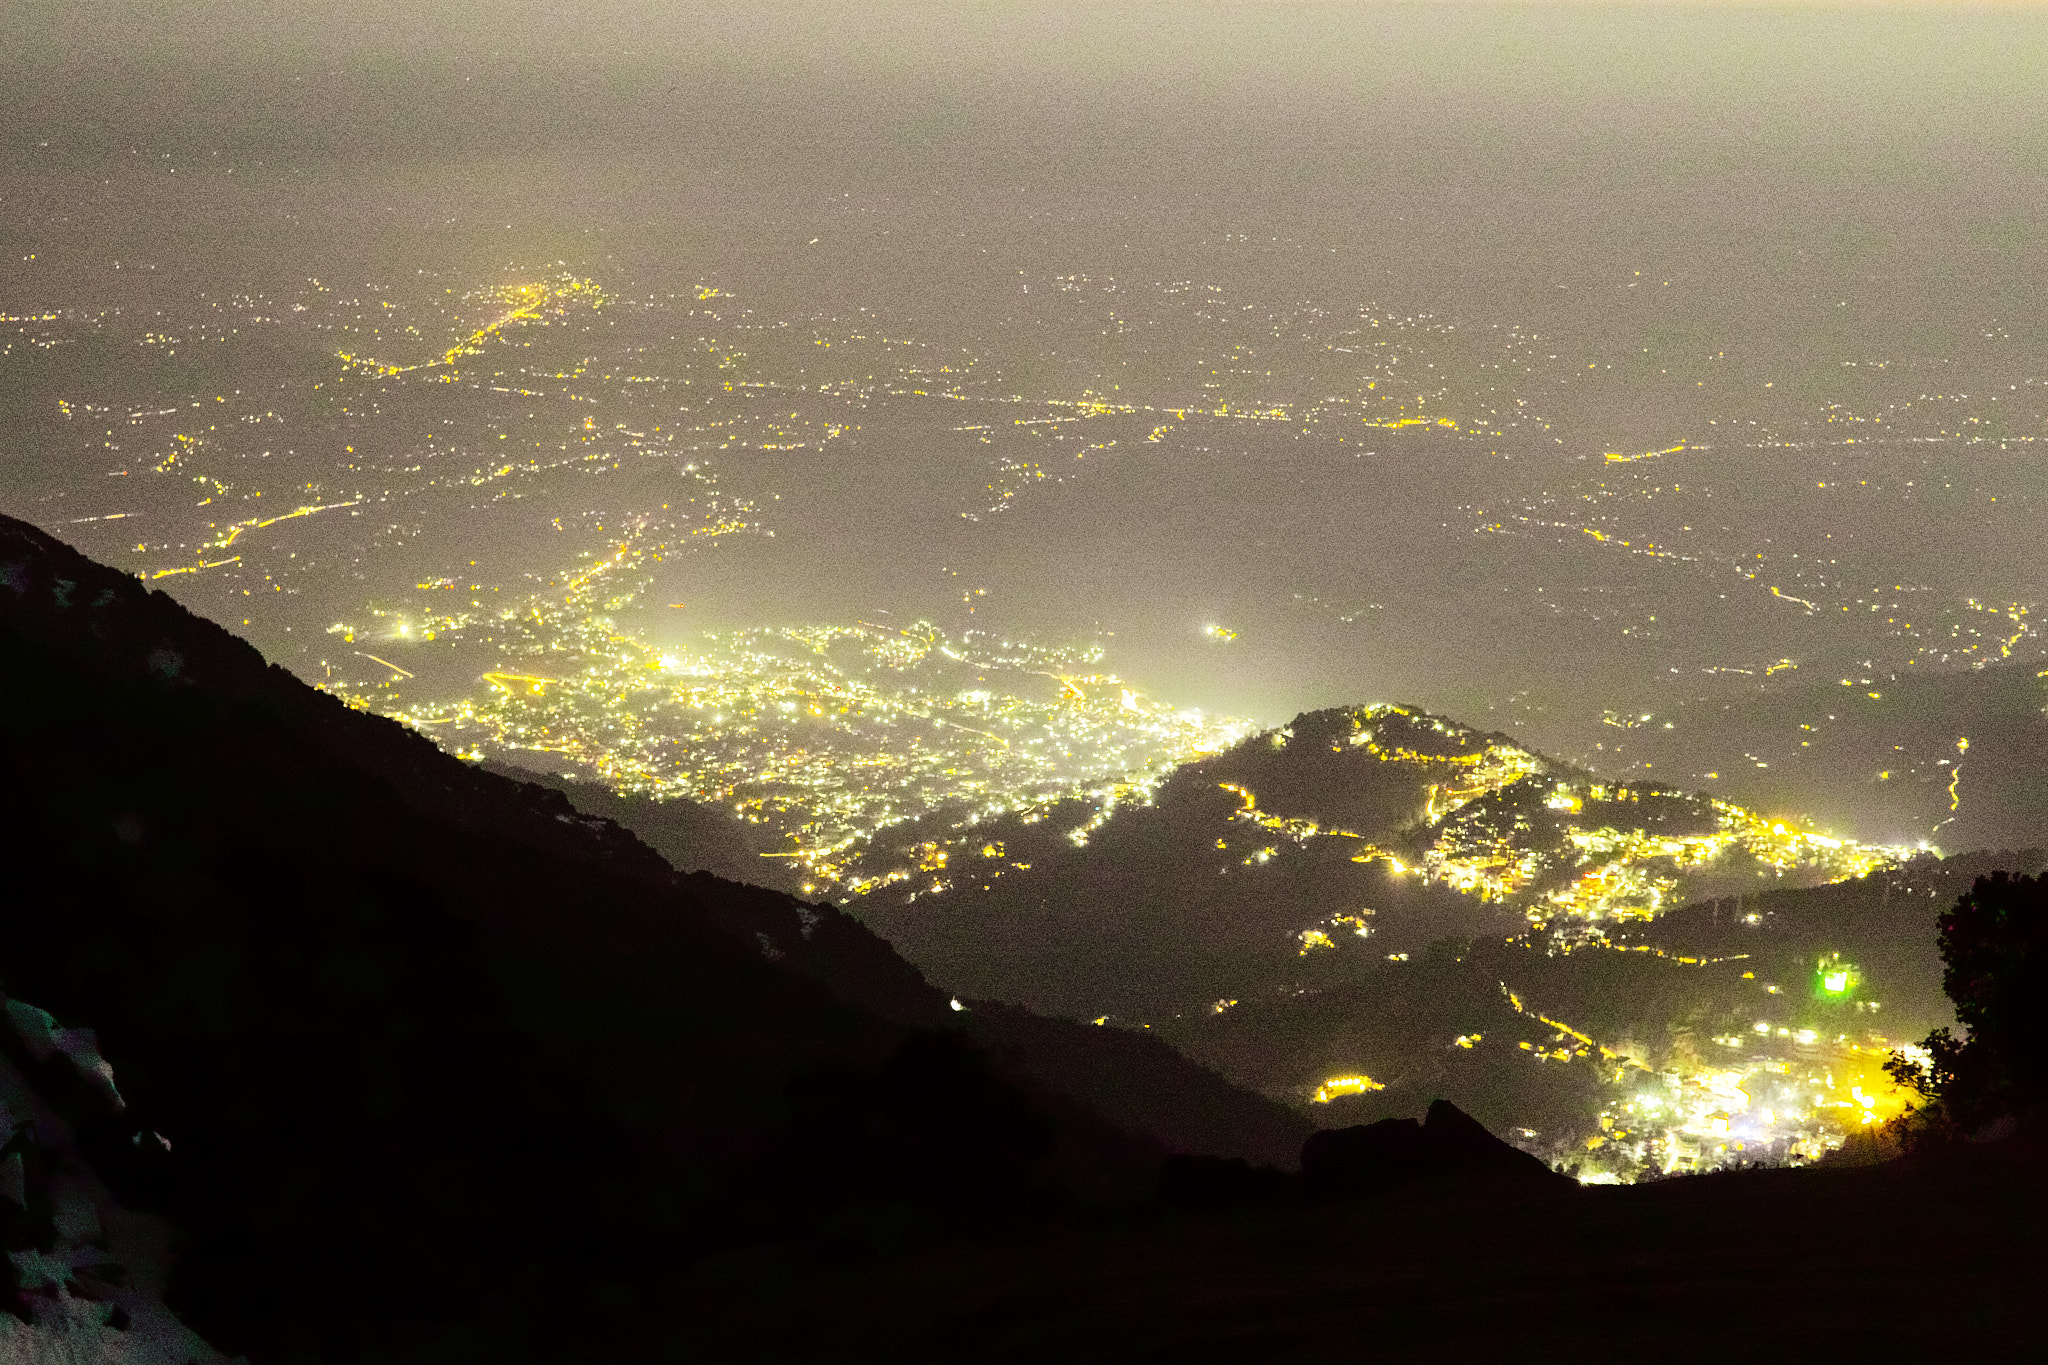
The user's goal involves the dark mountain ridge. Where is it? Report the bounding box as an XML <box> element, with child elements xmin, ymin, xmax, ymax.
<box><xmin>856</xmin><ymin>705</ymin><xmax>1541</xmax><ymax>1019</ymax></box>
<box><xmin>1156</xmin><ymin>849</ymin><xmax>2048</xmax><ymax>1178</ymax></box>
<box><xmin>482</xmin><ymin>762</ymin><xmax>812</xmax><ymax>898</ymax></box>
<box><xmin>856</xmin><ymin>700</ymin><xmax>1888</xmax><ymax>1023</ymax></box>
<box><xmin>8</xmin><ymin>512</ymin><xmax>2047</xmax><ymax>1358</ymax></box>
<box><xmin>0</xmin><ymin>512</ymin><xmax>1305</xmax><ymax>1360</ymax></box>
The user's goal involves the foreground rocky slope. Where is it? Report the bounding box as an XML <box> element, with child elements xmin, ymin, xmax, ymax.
<box><xmin>0</xmin><ymin>992</ymin><xmax>235</xmax><ymax>1364</ymax></box>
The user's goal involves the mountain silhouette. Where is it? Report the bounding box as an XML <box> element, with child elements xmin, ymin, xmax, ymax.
<box><xmin>1153</xmin><ymin>848</ymin><xmax>2046</xmax><ymax>1165</ymax></box>
<box><xmin>858</xmin><ymin>705</ymin><xmax>1540</xmax><ymax>1019</ymax></box>
<box><xmin>856</xmin><ymin>702</ymin><xmax>1877</xmax><ymax>1024</ymax></box>
<box><xmin>0</xmin><ymin>512</ymin><xmax>1304</xmax><ymax>1360</ymax></box>
<box><xmin>8</xmin><ymin>511</ymin><xmax>2048</xmax><ymax>1361</ymax></box>
<box><xmin>1301</xmin><ymin>1097</ymin><xmax>1574</xmax><ymax>1200</ymax></box>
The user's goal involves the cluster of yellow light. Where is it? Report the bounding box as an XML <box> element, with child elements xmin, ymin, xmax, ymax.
<box><xmin>326</xmin><ymin>528</ymin><xmax>1249</xmax><ymax>893</ymax></box>
<box><xmin>1495</xmin><ymin>981</ymin><xmax>1919</xmax><ymax>1179</ymax></box>
<box><xmin>1610</xmin><ymin>943</ymin><xmax>1751</xmax><ymax>968</ymax></box>
<box><xmin>1311</xmin><ymin>1075</ymin><xmax>1386</xmax><ymax>1104</ymax></box>
<box><xmin>335</xmin><ymin>276</ymin><xmax>604</xmax><ymax>379</ymax></box>
<box><xmin>150</xmin><ymin>554</ymin><xmax>241</xmax><ymax>580</ymax></box>
<box><xmin>1422</xmin><ymin>830</ymin><xmax>1546</xmax><ymax>902</ymax></box>
<box><xmin>1576</xmin><ymin>1040</ymin><xmax>1914</xmax><ymax>1180</ymax></box>
<box><xmin>1951</xmin><ymin>734</ymin><xmax>1969</xmax><ymax>789</ymax></box>
<box><xmin>1500</xmin><ymin>985</ymin><xmax>1646</xmax><ymax>1073</ymax></box>
<box><xmin>1202</xmin><ymin>707</ymin><xmax>1899</xmax><ymax>963</ymax></box>
<box><xmin>206</xmin><ymin>498</ymin><xmax>362</xmax><ymax>553</ymax></box>
<box><xmin>1451</xmin><ymin>781</ymin><xmax>1901</xmax><ymax>938</ymax></box>
<box><xmin>1963</xmin><ymin>599</ymin><xmax>2032</xmax><ymax>666</ymax></box>
<box><xmin>1348</xmin><ymin>708</ymin><xmax>1545</xmax><ymax>825</ymax></box>
<box><xmin>1220</xmin><ymin>782</ymin><xmax>1354</xmax><ymax>844</ymax></box>
<box><xmin>1603</xmin><ymin>443</ymin><xmax>1689</xmax><ymax>464</ymax></box>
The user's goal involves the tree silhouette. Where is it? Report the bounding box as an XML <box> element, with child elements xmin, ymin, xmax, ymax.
<box><xmin>1887</xmin><ymin>871</ymin><xmax>2048</xmax><ymax>1131</ymax></box>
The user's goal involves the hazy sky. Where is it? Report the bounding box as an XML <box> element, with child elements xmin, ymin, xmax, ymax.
<box><xmin>5</xmin><ymin>1</ymin><xmax>2045</xmax><ymax>843</ymax></box>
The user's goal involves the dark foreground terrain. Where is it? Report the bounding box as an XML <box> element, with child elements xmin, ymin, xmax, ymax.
<box><xmin>0</xmin><ymin>511</ymin><xmax>1300</xmax><ymax>1359</ymax></box>
<box><xmin>678</xmin><ymin>1133</ymin><xmax>2048</xmax><ymax>1362</ymax></box>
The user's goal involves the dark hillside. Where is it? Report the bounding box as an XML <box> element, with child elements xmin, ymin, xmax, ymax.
<box><xmin>674</xmin><ymin>1130</ymin><xmax>2048</xmax><ymax>1361</ymax></box>
<box><xmin>659</xmin><ymin>868</ymin><xmax>1313</xmax><ymax>1166</ymax></box>
<box><xmin>1164</xmin><ymin>855</ymin><xmax>2042</xmax><ymax>1172</ymax></box>
<box><xmin>856</xmin><ymin>700</ymin><xmax>1881</xmax><ymax>1026</ymax></box>
<box><xmin>0</xmin><ymin>513</ymin><xmax>1301</xmax><ymax>1358</ymax></box>
<box><xmin>490</xmin><ymin>765</ymin><xmax>811</xmax><ymax>897</ymax></box>
<box><xmin>1628</xmin><ymin>848</ymin><xmax>2048</xmax><ymax>1037</ymax></box>
<box><xmin>1164</xmin><ymin>945</ymin><xmax>1613</xmax><ymax>1141</ymax></box>
<box><xmin>859</xmin><ymin>706</ymin><xmax>1538</xmax><ymax>1020</ymax></box>
<box><xmin>958</xmin><ymin>1001</ymin><xmax>1310</xmax><ymax>1168</ymax></box>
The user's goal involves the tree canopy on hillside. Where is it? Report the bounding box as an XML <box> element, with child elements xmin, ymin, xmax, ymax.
<box><xmin>1887</xmin><ymin>871</ymin><xmax>2048</xmax><ymax>1131</ymax></box>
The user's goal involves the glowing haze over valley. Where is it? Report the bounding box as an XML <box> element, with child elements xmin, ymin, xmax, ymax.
<box><xmin>7</xmin><ymin>1</ymin><xmax>2047</xmax><ymax>1180</ymax></box>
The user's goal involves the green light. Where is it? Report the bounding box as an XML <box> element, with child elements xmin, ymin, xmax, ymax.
<box><xmin>1823</xmin><ymin>971</ymin><xmax>1849</xmax><ymax>993</ymax></box>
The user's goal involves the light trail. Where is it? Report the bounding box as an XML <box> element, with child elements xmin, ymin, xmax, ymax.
<box><xmin>1603</xmin><ymin>443</ymin><xmax>1688</xmax><ymax>464</ymax></box>
<box><xmin>210</xmin><ymin>499</ymin><xmax>362</xmax><ymax>551</ymax></box>
<box><xmin>482</xmin><ymin>672</ymin><xmax>556</xmax><ymax>692</ymax></box>
<box><xmin>336</xmin><ymin>277</ymin><xmax>602</xmax><ymax>377</ymax></box>
<box><xmin>149</xmin><ymin>555</ymin><xmax>241</xmax><ymax>579</ymax></box>
<box><xmin>1937</xmin><ymin>735</ymin><xmax>1968</xmax><ymax>833</ymax></box>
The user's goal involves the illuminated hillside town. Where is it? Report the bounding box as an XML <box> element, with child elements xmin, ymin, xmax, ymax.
<box><xmin>1489</xmin><ymin>966</ymin><xmax>1913</xmax><ymax>1181</ymax></box>
<box><xmin>318</xmin><ymin>524</ymin><xmax>1927</xmax><ymax>1174</ymax></box>
<box><xmin>9</xmin><ymin>8</ymin><xmax>2048</xmax><ymax>1358</ymax></box>
<box><xmin>325</xmin><ymin>524</ymin><xmax>1251</xmax><ymax>894</ymax></box>
<box><xmin>35</xmin><ymin>259</ymin><xmax>1984</xmax><ymax>1180</ymax></box>
<box><xmin>9</xmin><ymin>168</ymin><xmax>2044</xmax><ymax>1199</ymax></box>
